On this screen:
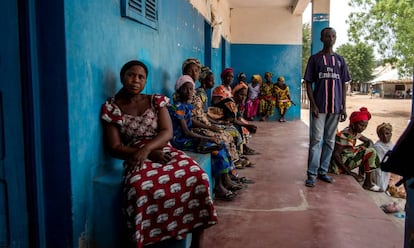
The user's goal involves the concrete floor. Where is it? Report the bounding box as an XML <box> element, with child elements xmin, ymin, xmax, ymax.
<box><xmin>202</xmin><ymin>120</ymin><xmax>404</xmax><ymax>248</ymax></box>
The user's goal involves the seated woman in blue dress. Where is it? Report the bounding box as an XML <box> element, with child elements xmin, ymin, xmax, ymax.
<box><xmin>168</xmin><ymin>75</ymin><xmax>243</xmax><ymax>201</ymax></box>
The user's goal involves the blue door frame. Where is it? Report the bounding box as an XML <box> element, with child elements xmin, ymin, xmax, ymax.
<box><xmin>0</xmin><ymin>0</ymin><xmax>30</xmax><ymax>247</ymax></box>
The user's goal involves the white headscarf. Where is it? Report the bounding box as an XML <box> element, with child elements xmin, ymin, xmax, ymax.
<box><xmin>175</xmin><ymin>75</ymin><xmax>194</xmax><ymax>91</ymax></box>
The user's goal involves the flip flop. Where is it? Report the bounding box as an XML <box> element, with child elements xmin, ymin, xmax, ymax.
<box><xmin>234</xmin><ymin>160</ymin><xmax>245</xmax><ymax>169</ymax></box>
<box><xmin>214</xmin><ymin>190</ymin><xmax>236</xmax><ymax>201</ymax></box>
<box><xmin>238</xmin><ymin>177</ymin><xmax>255</xmax><ymax>184</ymax></box>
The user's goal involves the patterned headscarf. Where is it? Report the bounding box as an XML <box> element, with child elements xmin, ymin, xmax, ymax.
<box><xmin>175</xmin><ymin>75</ymin><xmax>195</xmax><ymax>91</ymax></box>
<box><xmin>349</xmin><ymin>107</ymin><xmax>371</xmax><ymax>125</ymax></box>
<box><xmin>277</xmin><ymin>76</ymin><xmax>285</xmax><ymax>82</ymax></box>
<box><xmin>199</xmin><ymin>66</ymin><xmax>212</xmax><ymax>82</ymax></box>
<box><xmin>182</xmin><ymin>58</ymin><xmax>201</xmax><ymax>74</ymax></box>
<box><xmin>264</xmin><ymin>72</ymin><xmax>273</xmax><ymax>78</ymax></box>
<box><xmin>376</xmin><ymin>122</ymin><xmax>393</xmax><ymax>136</ymax></box>
<box><xmin>221</xmin><ymin>68</ymin><xmax>234</xmax><ymax>79</ymax></box>
<box><xmin>238</xmin><ymin>72</ymin><xmax>247</xmax><ymax>81</ymax></box>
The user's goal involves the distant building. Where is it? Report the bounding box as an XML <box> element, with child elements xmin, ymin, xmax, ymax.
<box><xmin>368</xmin><ymin>64</ymin><xmax>412</xmax><ymax>98</ymax></box>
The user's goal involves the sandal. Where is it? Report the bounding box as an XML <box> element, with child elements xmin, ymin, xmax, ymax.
<box><xmin>234</xmin><ymin>160</ymin><xmax>245</xmax><ymax>169</ymax></box>
<box><xmin>363</xmin><ymin>184</ymin><xmax>382</xmax><ymax>192</ymax></box>
<box><xmin>243</xmin><ymin>159</ymin><xmax>256</xmax><ymax>168</ymax></box>
<box><xmin>214</xmin><ymin>190</ymin><xmax>236</xmax><ymax>201</ymax></box>
<box><xmin>243</xmin><ymin>147</ymin><xmax>260</xmax><ymax>155</ymax></box>
<box><xmin>238</xmin><ymin>177</ymin><xmax>255</xmax><ymax>184</ymax></box>
<box><xmin>226</xmin><ymin>183</ymin><xmax>245</xmax><ymax>191</ymax></box>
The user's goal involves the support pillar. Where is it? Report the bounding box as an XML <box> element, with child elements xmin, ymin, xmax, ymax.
<box><xmin>311</xmin><ymin>0</ymin><xmax>330</xmax><ymax>54</ymax></box>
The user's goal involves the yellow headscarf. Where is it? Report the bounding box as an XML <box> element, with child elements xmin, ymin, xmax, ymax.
<box><xmin>252</xmin><ymin>74</ymin><xmax>263</xmax><ymax>84</ymax></box>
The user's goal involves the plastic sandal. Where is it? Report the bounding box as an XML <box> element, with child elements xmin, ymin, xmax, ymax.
<box><xmin>214</xmin><ymin>190</ymin><xmax>236</xmax><ymax>201</ymax></box>
<box><xmin>227</xmin><ymin>183</ymin><xmax>245</xmax><ymax>191</ymax></box>
<box><xmin>234</xmin><ymin>160</ymin><xmax>245</xmax><ymax>169</ymax></box>
<box><xmin>363</xmin><ymin>184</ymin><xmax>382</xmax><ymax>192</ymax></box>
<box><xmin>238</xmin><ymin>177</ymin><xmax>255</xmax><ymax>184</ymax></box>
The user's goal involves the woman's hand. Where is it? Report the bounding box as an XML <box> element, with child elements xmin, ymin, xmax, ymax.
<box><xmin>209</xmin><ymin>125</ymin><xmax>221</xmax><ymax>132</ymax></box>
<box><xmin>148</xmin><ymin>149</ymin><xmax>172</xmax><ymax>164</ymax></box>
<box><xmin>340</xmin><ymin>109</ymin><xmax>347</xmax><ymax>122</ymax></box>
<box><xmin>210</xmin><ymin>137</ymin><xmax>221</xmax><ymax>145</ymax></box>
<box><xmin>128</xmin><ymin>145</ymin><xmax>151</xmax><ymax>167</ymax></box>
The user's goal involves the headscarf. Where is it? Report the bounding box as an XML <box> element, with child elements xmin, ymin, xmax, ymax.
<box><xmin>120</xmin><ymin>60</ymin><xmax>148</xmax><ymax>82</ymax></box>
<box><xmin>199</xmin><ymin>66</ymin><xmax>212</xmax><ymax>82</ymax></box>
<box><xmin>221</xmin><ymin>68</ymin><xmax>234</xmax><ymax>79</ymax></box>
<box><xmin>376</xmin><ymin>122</ymin><xmax>393</xmax><ymax>136</ymax></box>
<box><xmin>349</xmin><ymin>107</ymin><xmax>371</xmax><ymax>125</ymax></box>
<box><xmin>175</xmin><ymin>75</ymin><xmax>195</xmax><ymax>91</ymax></box>
<box><xmin>238</xmin><ymin>72</ymin><xmax>246</xmax><ymax>80</ymax></box>
<box><xmin>277</xmin><ymin>76</ymin><xmax>285</xmax><ymax>82</ymax></box>
<box><xmin>264</xmin><ymin>72</ymin><xmax>273</xmax><ymax>78</ymax></box>
<box><xmin>252</xmin><ymin>74</ymin><xmax>263</xmax><ymax>84</ymax></box>
<box><xmin>232</xmin><ymin>82</ymin><xmax>248</xmax><ymax>95</ymax></box>
<box><xmin>182</xmin><ymin>58</ymin><xmax>201</xmax><ymax>74</ymax></box>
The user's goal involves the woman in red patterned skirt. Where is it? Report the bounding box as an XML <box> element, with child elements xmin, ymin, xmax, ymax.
<box><xmin>100</xmin><ymin>60</ymin><xmax>217</xmax><ymax>248</ymax></box>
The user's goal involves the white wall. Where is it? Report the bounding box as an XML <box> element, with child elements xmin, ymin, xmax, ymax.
<box><xmin>231</xmin><ymin>7</ymin><xmax>303</xmax><ymax>44</ymax></box>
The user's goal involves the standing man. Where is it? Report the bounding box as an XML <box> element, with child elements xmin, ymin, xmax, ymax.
<box><xmin>304</xmin><ymin>27</ymin><xmax>351</xmax><ymax>187</ymax></box>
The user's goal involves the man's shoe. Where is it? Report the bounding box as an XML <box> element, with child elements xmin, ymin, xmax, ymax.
<box><xmin>317</xmin><ymin>174</ymin><xmax>334</xmax><ymax>183</ymax></box>
<box><xmin>305</xmin><ymin>176</ymin><xmax>316</xmax><ymax>187</ymax></box>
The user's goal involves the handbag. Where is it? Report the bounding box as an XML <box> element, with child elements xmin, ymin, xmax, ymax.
<box><xmin>381</xmin><ymin>119</ymin><xmax>414</xmax><ymax>186</ymax></box>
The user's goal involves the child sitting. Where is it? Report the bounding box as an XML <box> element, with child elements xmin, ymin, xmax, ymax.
<box><xmin>372</xmin><ymin>123</ymin><xmax>394</xmax><ymax>192</ymax></box>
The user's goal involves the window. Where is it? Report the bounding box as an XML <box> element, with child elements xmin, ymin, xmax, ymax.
<box><xmin>121</xmin><ymin>0</ymin><xmax>158</xmax><ymax>30</ymax></box>
<box><xmin>395</xmin><ymin>85</ymin><xmax>405</xmax><ymax>91</ymax></box>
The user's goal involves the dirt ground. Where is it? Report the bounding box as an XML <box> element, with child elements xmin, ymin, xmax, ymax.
<box><xmin>301</xmin><ymin>93</ymin><xmax>413</xmax><ymax>232</ymax></box>
<box><xmin>338</xmin><ymin>93</ymin><xmax>412</xmax><ymax>144</ymax></box>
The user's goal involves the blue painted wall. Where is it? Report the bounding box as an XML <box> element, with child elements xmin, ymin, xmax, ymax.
<box><xmin>231</xmin><ymin>44</ymin><xmax>302</xmax><ymax>121</ymax></box>
<box><xmin>2</xmin><ymin>0</ymin><xmax>304</xmax><ymax>246</ymax></box>
<box><xmin>63</xmin><ymin>0</ymin><xmax>227</xmax><ymax>245</ymax></box>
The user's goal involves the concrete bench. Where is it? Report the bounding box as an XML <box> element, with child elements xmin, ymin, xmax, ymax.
<box><xmin>91</xmin><ymin>151</ymin><xmax>212</xmax><ymax>248</ymax></box>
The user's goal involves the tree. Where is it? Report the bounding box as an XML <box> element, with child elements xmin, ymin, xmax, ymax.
<box><xmin>302</xmin><ymin>23</ymin><xmax>311</xmax><ymax>77</ymax></box>
<box><xmin>336</xmin><ymin>42</ymin><xmax>376</xmax><ymax>90</ymax></box>
<box><xmin>348</xmin><ymin>0</ymin><xmax>414</xmax><ymax>76</ymax></box>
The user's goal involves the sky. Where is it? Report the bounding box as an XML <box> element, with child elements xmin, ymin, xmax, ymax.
<box><xmin>303</xmin><ymin>1</ymin><xmax>354</xmax><ymax>47</ymax></box>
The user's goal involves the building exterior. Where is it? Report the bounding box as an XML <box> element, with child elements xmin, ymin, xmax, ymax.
<box><xmin>370</xmin><ymin>66</ymin><xmax>413</xmax><ymax>98</ymax></box>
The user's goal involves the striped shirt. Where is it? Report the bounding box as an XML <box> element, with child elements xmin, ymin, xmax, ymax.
<box><xmin>304</xmin><ymin>52</ymin><xmax>351</xmax><ymax>113</ymax></box>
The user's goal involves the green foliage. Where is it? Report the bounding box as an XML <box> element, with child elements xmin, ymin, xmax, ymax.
<box><xmin>348</xmin><ymin>0</ymin><xmax>414</xmax><ymax>76</ymax></box>
<box><xmin>302</xmin><ymin>23</ymin><xmax>311</xmax><ymax>76</ymax></box>
<box><xmin>336</xmin><ymin>43</ymin><xmax>376</xmax><ymax>84</ymax></box>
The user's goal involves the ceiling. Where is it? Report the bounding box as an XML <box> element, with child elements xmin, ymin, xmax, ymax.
<box><xmin>227</xmin><ymin>0</ymin><xmax>310</xmax><ymax>15</ymax></box>
<box><xmin>227</xmin><ymin>0</ymin><xmax>293</xmax><ymax>8</ymax></box>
